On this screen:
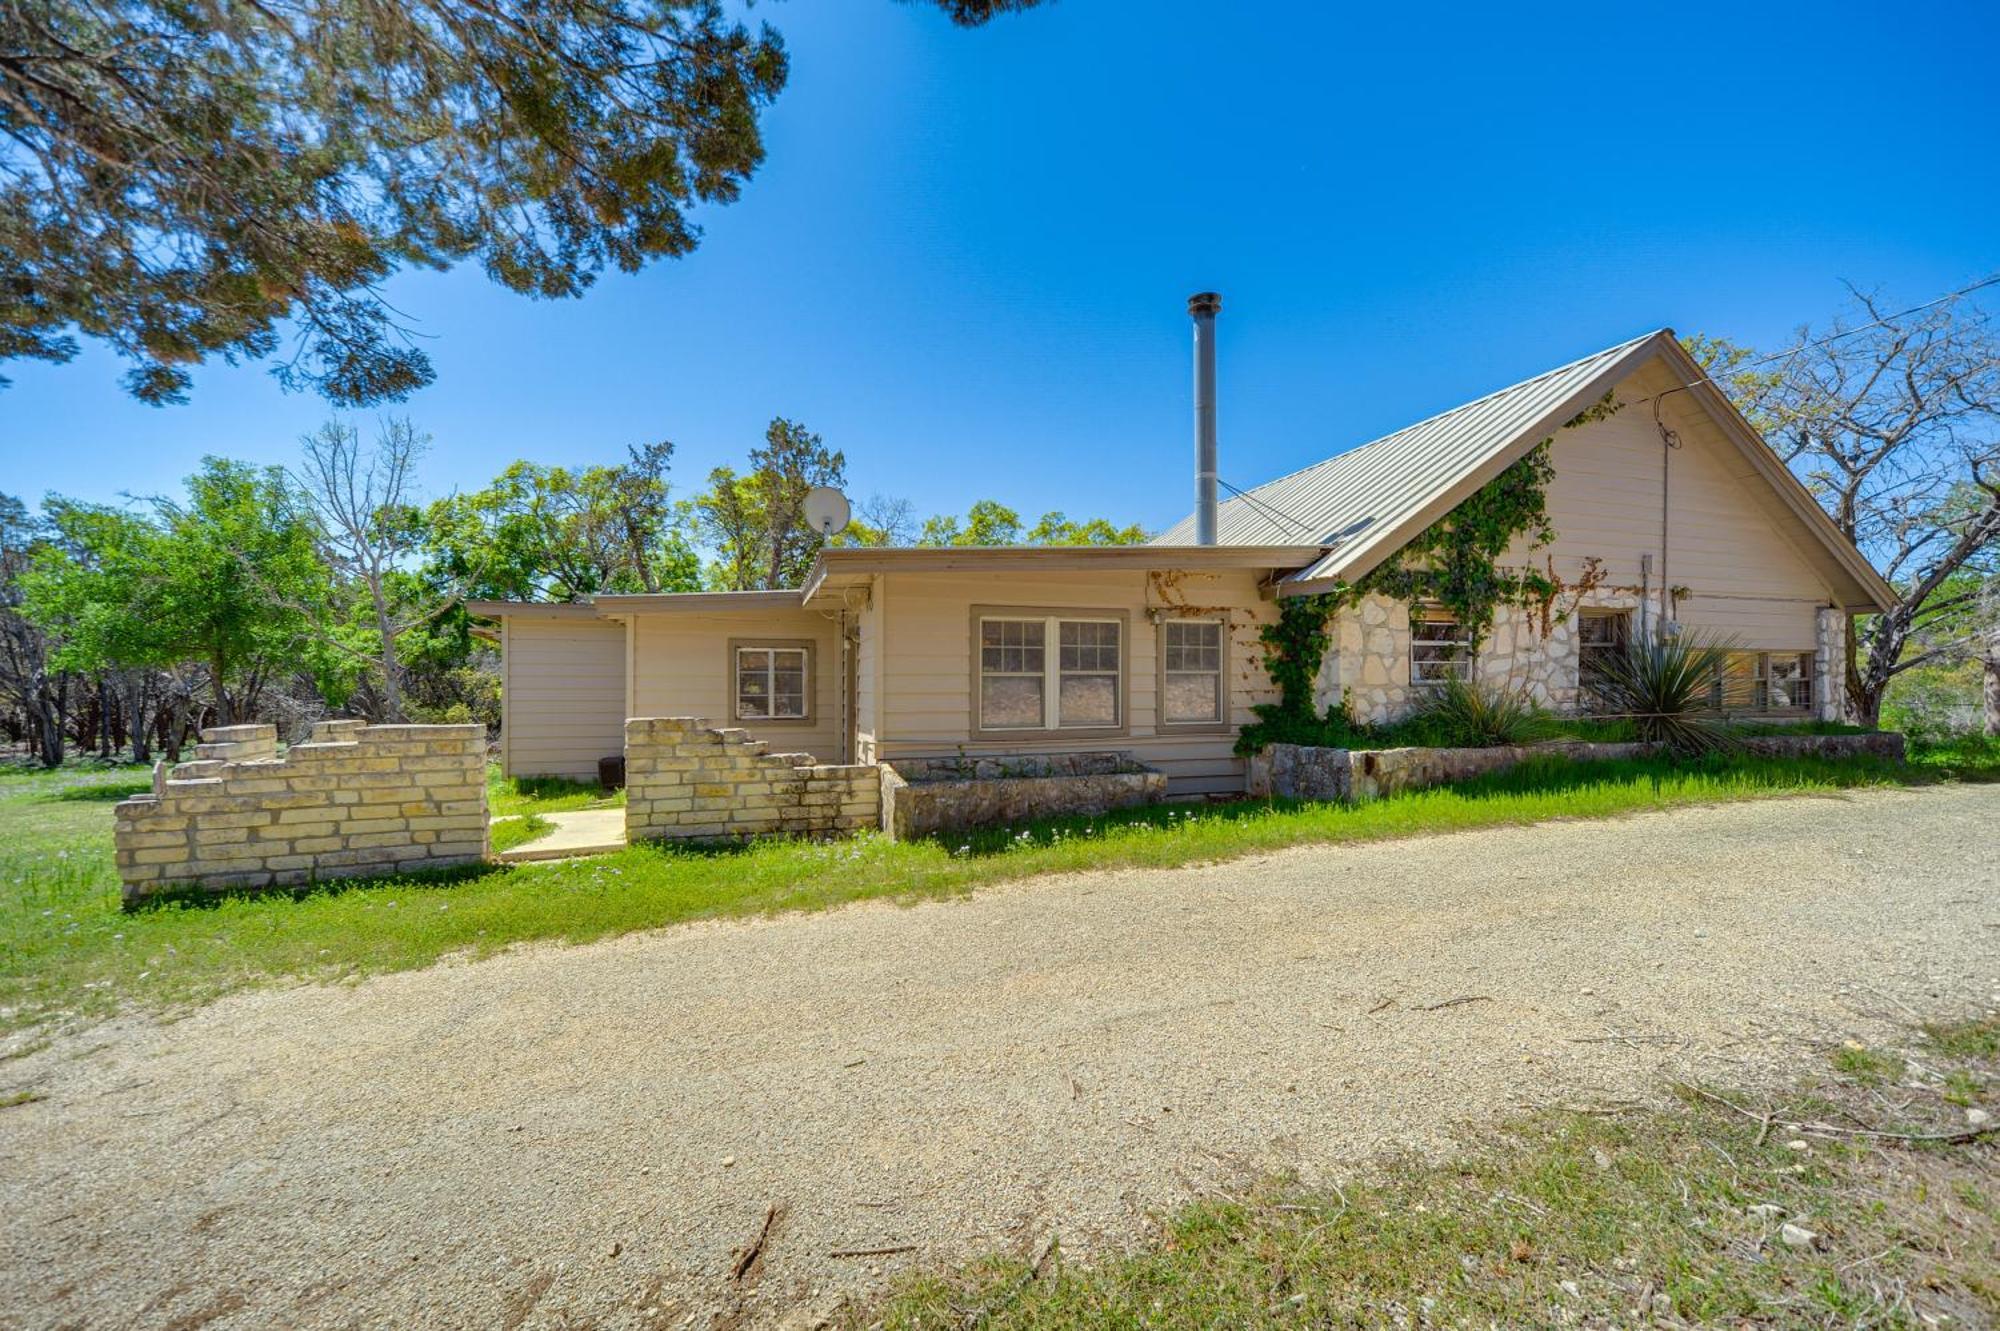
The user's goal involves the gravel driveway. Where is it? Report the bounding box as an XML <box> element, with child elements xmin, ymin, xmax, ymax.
<box><xmin>3</xmin><ymin>784</ymin><xmax>1996</xmax><ymax>1329</ymax></box>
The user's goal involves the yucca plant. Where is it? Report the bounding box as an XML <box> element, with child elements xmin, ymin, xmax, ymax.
<box><xmin>1411</xmin><ymin>676</ymin><xmax>1550</xmax><ymax>748</ymax></box>
<box><xmin>1590</xmin><ymin>631</ymin><xmax>1738</xmax><ymax>756</ymax></box>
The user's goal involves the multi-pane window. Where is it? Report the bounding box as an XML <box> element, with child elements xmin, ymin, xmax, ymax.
<box><xmin>978</xmin><ymin>615</ymin><xmax>1122</xmax><ymax>730</ymax></box>
<box><xmin>735</xmin><ymin>645</ymin><xmax>808</xmax><ymax>721</ymax></box>
<box><xmin>1161</xmin><ymin>620</ymin><xmax>1225</xmax><ymax>725</ymax></box>
<box><xmin>1576</xmin><ymin>610</ymin><xmax>1630</xmax><ymax>711</ymax></box>
<box><xmin>1059</xmin><ymin>621</ymin><xmax>1120</xmax><ymax>726</ymax></box>
<box><xmin>1410</xmin><ymin>608</ymin><xmax>1474</xmax><ymax>687</ymax></box>
<box><xmin>1710</xmin><ymin>651</ymin><xmax>1814</xmax><ymax>714</ymax></box>
<box><xmin>978</xmin><ymin>619</ymin><xmax>1046</xmax><ymax>729</ymax></box>
<box><xmin>1766</xmin><ymin>653</ymin><xmax>1813</xmax><ymax>712</ymax></box>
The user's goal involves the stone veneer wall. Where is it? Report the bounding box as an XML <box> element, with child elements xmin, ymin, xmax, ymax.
<box><xmin>113</xmin><ymin>721</ymin><xmax>488</xmax><ymax>904</ymax></box>
<box><xmin>623</xmin><ymin>717</ymin><xmax>880</xmax><ymax>842</ymax></box>
<box><xmin>1247</xmin><ymin>730</ymin><xmax>1907</xmax><ymax>803</ymax></box>
<box><xmin>1814</xmin><ymin>608</ymin><xmax>1849</xmax><ymax>722</ymax></box>
<box><xmin>1322</xmin><ymin>593</ymin><xmax>1645</xmax><ymax>725</ymax></box>
<box><xmin>879</xmin><ymin>752</ymin><xmax>1167</xmax><ymax>841</ymax></box>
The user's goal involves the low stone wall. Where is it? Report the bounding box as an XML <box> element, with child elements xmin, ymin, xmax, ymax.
<box><xmin>1247</xmin><ymin>731</ymin><xmax>1907</xmax><ymax>803</ymax></box>
<box><xmin>881</xmin><ymin>751</ymin><xmax>1168</xmax><ymax>841</ymax></box>
<box><xmin>623</xmin><ymin>717</ymin><xmax>880</xmax><ymax>842</ymax></box>
<box><xmin>113</xmin><ymin>721</ymin><xmax>489</xmax><ymax>904</ymax></box>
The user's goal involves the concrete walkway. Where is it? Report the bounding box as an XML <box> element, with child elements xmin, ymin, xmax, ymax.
<box><xmin>3</xmin><ymin>785</ymin><xmax>1994</xmax><ymax>1330</ymax></box>
<box><xmin>494</xmin><ymin>806</ymin><xmax>626</xmax><ymax>861</ymax></box>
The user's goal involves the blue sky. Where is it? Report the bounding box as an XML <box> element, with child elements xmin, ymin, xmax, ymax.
<box><xmin>4</xmin><ymin>0</ymin><xmax>1997</xmax><ymax>536</ymax></box>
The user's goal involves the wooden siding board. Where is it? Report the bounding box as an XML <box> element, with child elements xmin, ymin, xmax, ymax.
<box><xmin>503</xmin><ymin>617</ymin><xmax>627</xmax><ymax>779</ymax></box>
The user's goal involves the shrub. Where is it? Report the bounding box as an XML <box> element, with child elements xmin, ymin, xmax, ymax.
<box><xmin>1590</xmin><ymin>632</ymin><xmax>1736</xmax><ymax>756</ymax></box>
<box><xmin>1402</xmin><ymin>677</ymin><xmax>1548</xmax><ymax>748</ymax></box>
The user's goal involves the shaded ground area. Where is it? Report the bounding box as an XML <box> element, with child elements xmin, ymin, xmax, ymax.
<box><xmin>1</xmin><ymin>784</ymin><xmax>1994</xmax><ymax>1329</ymax></box>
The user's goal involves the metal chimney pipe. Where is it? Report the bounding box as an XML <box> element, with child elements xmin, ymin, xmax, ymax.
<box><xmin>1190</xmin><ymin>291</ymin><xmax>1221</xmax><ymax>545</ymax></box>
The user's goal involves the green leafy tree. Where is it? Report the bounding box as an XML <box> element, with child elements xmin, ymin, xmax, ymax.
<box><xmin>696</xmin><ymin>417</ymin><xmax>845</xmax><ymax>589</ymax></box>
<box><xmin>917</xmin><ymin>499</ymin><xmax>1023</xmax><ymax>547</ymax></box>
<box><xmin>1</xmin><ymin>0</ymin><xmax>1041</xmax><ymax>404</ymax></box>
<box><xmin>1025</xmin><ymin>510</ymin><xmax>1148</xmax><ymax>546</ymax></box>
<box><xmin>431</xmin><ymin>444</ymin><xmax>701</xmax><ymax>603</ymax></box>
<box><xmin>66</xmin><ymin>460</ymin><xmax>326</xmax><ymax>724</ymax></box>
<box><xmin>916</xmin><ymin>500</ymin><xmax>1145</xmax><ymax>547</ymax></box>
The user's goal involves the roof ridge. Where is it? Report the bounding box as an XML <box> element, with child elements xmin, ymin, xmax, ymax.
<box><xmin>1218</xmin><ymin>328</ymin><xmax>1669</xmax><ymax>504</ymax></box>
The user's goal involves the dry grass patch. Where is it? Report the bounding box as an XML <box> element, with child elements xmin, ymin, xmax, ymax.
<box><xmin>865</xmin><ymin>1019</ymin><xmax>1999</xmax><ymax>1330</ymax></box>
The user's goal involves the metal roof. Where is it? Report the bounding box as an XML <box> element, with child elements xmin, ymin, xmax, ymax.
<box><xmin>1152</xmin><ymin>330</ymin><xmax>1671</xmax><ymax>583</ymax></box>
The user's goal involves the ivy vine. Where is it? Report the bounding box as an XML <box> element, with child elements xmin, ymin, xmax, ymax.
<box><xmin>1236</xmin><ymin>392</ymin><xmax>1622</xmax><ymax>755</ymax></box>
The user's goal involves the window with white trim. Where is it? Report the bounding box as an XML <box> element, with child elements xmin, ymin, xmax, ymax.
<box><xmin>734</xmin><ymin>645</ymin><xmax>808</xmax><ymax>721</ymax></box>
<box><xmin>977</xmin><ymin>614</ymin><xmax>1122</xmax><ymax>731</ymax></box>
<box><xmin>1161</xmin><ymin>619</ymin><xmax>1224</xmax><ymax>725</ymax></box>
<box><xmin>1410</xmin><ymin>608</ymin><xmax>1473</xmax><ymax>687</ymax></box>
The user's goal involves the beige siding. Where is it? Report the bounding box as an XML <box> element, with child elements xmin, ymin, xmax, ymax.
<box><xmin>628</xmin><ymin>606</ymin><xmax>844</xmax><ymax>763</ymax></box>
<box><xmin>502</xmin><ymin>617</ymin><xmax>627</xmax><ymax>779</ymax></box>
<box><xmin>874</xmin><ymin>568</ymin><xmax>1279</xmax><ymax>796</ymax></box>
<box><xmin>854</xmin><ymin>585</ymin><xmax>884</xmax><ymax>763</ymax></box>
<box><xmin>1516</xmin><ymin>362</ymin><xmax>1836</xmax><ymax>653</ymax></box>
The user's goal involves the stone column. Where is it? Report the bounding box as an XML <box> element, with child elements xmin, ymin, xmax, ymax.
<box><xmin>1814</xmin><ymin>607</ymin><xmax>1848</xmax><ymax>723</ymax></box>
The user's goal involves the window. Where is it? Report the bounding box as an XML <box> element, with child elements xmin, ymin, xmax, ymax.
<box><xmin>1766</xmin><ymin>653</ymin><xmax>1814</xmax><ymax>712</ymax></box>
<box><xmin>732</xmin><ymin>642</ymin><xmax>810</xmax><ymax>723</ymax></box>
<box><xmin>1410</xmin><ymin>608</ymin><xmax>1473</xmax><ymax>687</ymax></box>
<box><xmin>1711</xmin><ymin>651</ymin><xmax>1814</xmax><ymax>714</ymax></box>
<box><xmin>1576</xmin><ymin>610</ymin><xmax>1630</xmax><ymax>711</ymax></box>
<box><xmin>975</xmin><ymin>611</ymin><xmax>1125</xmax><ymax>733</ymax></box>
<box><xmin>1161</xmin><ymin>619</ymin><xmax>1225</xmax><ymax>726</ymax></box>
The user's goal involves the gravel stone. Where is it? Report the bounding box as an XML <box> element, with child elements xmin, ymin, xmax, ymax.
<box><xmin>0</xmin><ymin>784</ymin><xmax>1993</xmax><ymax>1329</ymax></box>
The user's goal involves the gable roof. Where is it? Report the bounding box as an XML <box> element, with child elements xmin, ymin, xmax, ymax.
<box><xmin>1153</xmin><ymin>329</ymin><xmax>1894</xmax><ymax>612</ymax></box>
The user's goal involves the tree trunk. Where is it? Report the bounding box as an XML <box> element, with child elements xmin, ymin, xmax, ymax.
<box><xmin>368</xmin><ymin>574</ymin><xmax>404</xmax><ymax>722</ymax></box>
<box><xmin>1985</xmin><ymin>640</ymin><xmax>2000</xmax><ymax>738</ymax></box>
<box><xmin>123</xmin><ymin>673</ymin><xmax>152</xmax><ymax>764</ymax></box>
<box><xmin>211</xmin><ymin>653</ymin><xmax>234</xmax><ymax>726</ymax></box>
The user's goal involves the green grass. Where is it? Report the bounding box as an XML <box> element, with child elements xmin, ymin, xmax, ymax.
<box><xmin>1829</xmin><ymin>1043</ymin><xmax>1905</xmax><ymax>1085</ymax></box>
<box><xmin>1906</xmin><ymin>731</ymin><xmax>2000</xmax><ymax>782</ymax></box>
<box><xmin>486</xmin><ymin>765</ymin><xmax>624</xmax><ymax>816</ymax></box>
<box><xmin>0</xmin><ymin>747</ymin><xmax>1952</xmax><ymax>1037</ymax></box>
<box><xmin>864</xmin><ymin>1018</ymin><xmax>2000</xmax><ymax>1330</ymax></box>
<box><xmin>488</xmin><ymin>813</ymin><xmax>555</xmax><ymax>854</ymax></box>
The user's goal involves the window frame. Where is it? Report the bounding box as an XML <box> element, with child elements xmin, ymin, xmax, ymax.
<box><xmin>1409</xmin><ymin>605</ymin><xmax>1475</xmax><ymax>688</ymax></box>
<box><xmin>1575</xmin><ymin>608</ymin><xmax>1631</xmax><ymax>713</ymax></box>
<box><xmin>727</xmin><ymin>637</ymin><xmax>815</xmax><ymax>727</ymax></box>
<box><xmin>1711</xmin><ymin>650</ymin><xmax>1814</xmax><ymax>716</ymax></box>
<box><xmin>969</xmin><ymin>606</ymin><xmax>1131</xmax><ymax>739</ymax></box>
<box><xmin>1156</xmin><ymin>615</ymin><xmax>1230</xmax><ymax>733</ymax></box>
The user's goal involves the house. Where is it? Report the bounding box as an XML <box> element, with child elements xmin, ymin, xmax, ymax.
<box><xmin>470</xmin><ymin>307</ymin><xmax>1895</xmax><ymax>807</ymax></box>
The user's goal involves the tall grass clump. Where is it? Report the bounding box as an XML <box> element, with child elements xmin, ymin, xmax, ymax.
<box><xmin>1400</xmin><ymin>677</ymin><xmax>1549</xmax><ymax>748</ymax></box>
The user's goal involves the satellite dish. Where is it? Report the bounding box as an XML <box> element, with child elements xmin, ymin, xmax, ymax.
<box><xmin>803</xmin><ymin>485</ymin><xmax>852</xmax><ymax>537</ymax></box>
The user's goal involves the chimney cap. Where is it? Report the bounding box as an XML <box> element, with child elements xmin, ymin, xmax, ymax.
<box><xmin>1187</xmin><ymin>291</ymin><xmax>1221</xmax><ymax>316</ymax></box>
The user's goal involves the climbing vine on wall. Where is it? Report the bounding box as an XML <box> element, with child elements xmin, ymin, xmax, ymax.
<box><xmin>1236</xmin><ymin>392</ymin><xmax>1622</xmax><ymax>755</ymax></box>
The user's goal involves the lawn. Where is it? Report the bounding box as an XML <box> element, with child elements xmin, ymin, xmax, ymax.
<box><xmin>863</xmin><ymin>1017</ymin><xmax>2000</xmax><ymax>1329</ymax></box>
<box><xmin>0</xmin><ymin>743</ymin><xmax>1992</xmax><ymax>1038</ymax></box>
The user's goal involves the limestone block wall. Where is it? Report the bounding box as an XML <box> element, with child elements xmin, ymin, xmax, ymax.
<box><xmin>113</xmin><ymin>721</ymin><xmax>489</xmax><ymax>904</ymax></box>
<box><xmin>624</xmin><ymin>717</ymin><xmax>880</xmax><ymax>842</ymax></box>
